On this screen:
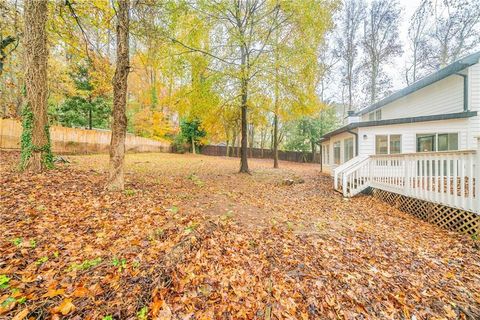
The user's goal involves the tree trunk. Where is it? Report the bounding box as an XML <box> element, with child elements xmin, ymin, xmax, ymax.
<box><xmin>273</xmin><ymin>28</ymin><xmax>280</xmax><ymax>169</ymax></box>
<box><xmin>273</xmin><ymin>113</ymin><xmax>279</xmax><ymax>169</ymax></box>
<box><xmin>107</xmin><ymin>0</ymin><xmax>130</xmax><ymax>191</ymax></box>
<box><xmin>22</xmin><ymin>0</ymin><xmax>51</xmax><ymax>173</ymax></box>
<box><xmin>231</xmin><ymin>130</ymin><xmax>237</xmax><ymax>157</ymax></box>
<box><xmin>240</xmin><ymin>64</ymin><xmax>249</xmax><ymax>173</ymax></box>
<box><xmin>239</xmin><ymin>99</ymin><xmax>249</xmax><ymax>172</ymax></box>
<box><xmin>191</xmin><ymin>135</ymin><xmax>196</xmax><ymax>154</ymax></box>
<box><xmin>249</xmin><ymin>124</ymin><xmax>255</xmax><ymax>158</ymax></box>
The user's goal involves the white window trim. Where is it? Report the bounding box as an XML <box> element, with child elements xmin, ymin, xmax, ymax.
<box><xmin>416</xmin><ymin>132</ymin><xmax>459</xmax><ymax>152</ymax></box>
<box><xmin>375</xmin><ymin>134</ymin><xmax>402</xmax><ymax>155</ymax></box>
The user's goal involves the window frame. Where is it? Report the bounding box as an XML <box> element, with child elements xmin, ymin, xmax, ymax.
<box><xmin>333</xmin><ymin>141</ymin><xmax>341</xmax><ymax>165</ymax></box>
<box><xmin>375</xmin><ymin>135</ymin><xmax>389</xmax><ymax>155</ymax></box>
<box><xmin>344</xmin><ymin>138</ymin><xmax>354</xmax><ymax>162</ymax></box>
<box><xmin>375</xmin><ymin>134</ymin><xmax>402</xmax><ymax>155</ymax></box>
<box><xmin>389</xmin><ymin>134</ymin><xmax>402</xmax><ymax>154</ymax></box>
<box><xmin>416</xmin><ymin>133</ymin><xmax>459</xmax><ymax>152</ymax></box>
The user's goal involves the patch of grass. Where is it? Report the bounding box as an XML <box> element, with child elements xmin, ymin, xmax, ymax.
<box><xmin>0</xmin><ymin>294</ymin><xmax>25</xmax><ymax>309</ymax></box>
<box><xmin>0</xmin><ymin>275</ymin><xmax>11</xmax><ymax>289</ymax></box>
<box><xmin>16</xmin><ymin>296</ymin><xmax>26</xmax><ymax>304</ymax></box>
<box><xmin>1</xmin><ymin>297</ymin><xmax>15</xmax><ymax>308</ymax></box>
<box><xmin>102</xmin><ymin>316</ymin><xmax>113</xmax><ymax>320</ymax></box>
<box><xmin>112</xmin><ymin>257</ymin><xmax>127</xmax><ymax>272</ymax></box>
<box><xmin>35</xmin><ymin>256</ymin><xmax>49</xmax><ymax>266</ymax></box>
<box><xmin>167</xmin><ymin>206</ymin><xmax>179</xmax><ymax>214</ymax></box>
<box><xmin>187</xmin><ymin>173</ymin><xmax>204</xmax><ymax>187</ymax></box>
<box><xmin>10</xmin><ymin>237</ymin><xmax>22</xmax><ymax>246</ymax></box>
<box><xmin>124</xmin><ymin>189</ymin><xmax>136</xmax><ymax>196</ymax></box>
<box><xmin>137</xmin><ymin>306</ymin><xmax>148</xmax><ymax>320</ymax></box>
<box><xmin>29</xmin><ymin>239</ymin><xmax>36</xmax><ymax>248</ymax></box>
<box><xmin>68</xmin><ymin>257</ymin><xmax>102</xmax><ymax>272</ymax></box>
<box><xmin>184</xmin><ymin>222</ymin><xmax>199</xmax><ymax>235</ymax></box>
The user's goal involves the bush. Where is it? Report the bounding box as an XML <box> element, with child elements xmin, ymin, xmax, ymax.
<box><xmin>171</xmin><ymin>134</ymin><xmax>187</xmax><ymax>153</ymax></box>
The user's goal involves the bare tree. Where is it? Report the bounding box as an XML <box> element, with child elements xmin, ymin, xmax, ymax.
<box><xmin>107</xmin><ymin>0</ymin><xmax>130</xmax><ymax>191</ymax></box>
<box><xmin>174</xmin><ymin>1</ymin><xmax>280</xmax><ymax>173</ymax></box>
<box><xmin>335</xmin><ymin>0</ymin><xmax>365</xmax><ymax>111</ymax></box>
<box><xmin>362</xmin><ymin>0</ymin><xmax>402</xmax><ymax>104</ymax></box>
<box><xmin>405</xmin><ymin>0</ymin><xmax>431</xmax><ymax>85</ymax></box>
<box><xmin>21</xmin><ymin>0</ymin><xmax>52</xmax><ymax>172</ymax></box>
<box><xmin>430</xmin><ymin>0</ymin><xmax>480</xmax><ymax>67</ymax></box>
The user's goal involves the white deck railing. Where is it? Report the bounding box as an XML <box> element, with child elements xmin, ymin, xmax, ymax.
<box><xmin>335</xmin><ymin>145</ymin><xmax>480</xmax><ymax>214</ymax></box>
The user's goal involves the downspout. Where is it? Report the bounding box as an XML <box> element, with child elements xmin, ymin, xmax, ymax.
<box><xmin>455</xmin><ymin>73</ymin><xmax>468</xmax><ymax>111</ymax></box>
<box><xmin>319</xmin><ymin>144</ymin><xmax>323</xmax><ymax>172</ymax></box>
<box><xmin>347</xmin><ymin>130</ymin><xmax>358</xmax><ymax>157</ymax></box>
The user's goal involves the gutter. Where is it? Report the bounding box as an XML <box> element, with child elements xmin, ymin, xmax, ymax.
<box><xmin>454</xmin><ymin>73</ymin><xmax>468</xmax><ymax>111</ymax></box>
<box><xmin>347</xmin><ymin>130</ymin><xmax>358</xmax><ymax>156</ymax></box>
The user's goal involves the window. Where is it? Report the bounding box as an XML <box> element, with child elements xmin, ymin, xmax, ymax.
<box><xmin>375</xmin><ymin>135</ymin><xmax>388</xmax><ymax>154</ymax></box>
<box><xmin>416</xmin><ymin>133</ymin><xmax>458</xmax><ymax>152</ymax></box>
<box><xmin>376</xmin><ymin>134</ymin><xmax>401</xmax><ymax>154</ymax></box>
<box><xmin>333</xmin><ymin>141</ymin><xmax>341</xmax><ymax>164</ymax></box>
<box><xmin>389</xmin><ymin>135</ymin><xmax>401</xmax><ymax>154</ymax></box>
<box><xmin>369</xmin><ymin>110</ymin><xmax>382</xmax><ymax>121</ymax></box>
<box><xmin>344</xmin><ymin>138</ymin><xmax>354</xmax><ymax>162</ymax></box>
<box><xmin>438</xmin><ymin>133</ymin><xmax>458</xmax><ymax>151</ymax></box>
<box><xmin>322</xmin><ymin>144</ymin><xmax>330</xmax><ymax>164</ymax></box>
<box><xmin>417</xmin><ymin>134</ymin><xmax>435</xmax><ymax>152</ymax></box>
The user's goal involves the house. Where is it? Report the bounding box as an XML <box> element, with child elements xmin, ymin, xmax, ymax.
<box><xmin>320</xmin><ymin>51</ymin><xmax>480</xmax><ymax>173</ymax></box>
<box><xmin>319</xmin><ymin>52</ymin><xmax>480</xmax><ymax>233</ymax></box>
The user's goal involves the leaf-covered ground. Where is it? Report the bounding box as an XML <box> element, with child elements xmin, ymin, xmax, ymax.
<box><xmin>1</xmin><ymin>151</ymin><xmax>479</xmax><ymax>320</ymax></box>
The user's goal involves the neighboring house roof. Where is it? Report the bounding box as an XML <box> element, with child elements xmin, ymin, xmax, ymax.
<box><xmin>319</xmin><ymin>111</ymin><xmax>477</xmax><ymax>142</ymax></box>
<box><xmin>355</xmin><ymin>51</ymin><xmax>480</xmax><ymax>116</ymax></box>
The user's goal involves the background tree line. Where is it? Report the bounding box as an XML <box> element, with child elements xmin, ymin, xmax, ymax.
<box><xmin>1</xmin><ymin>0</ymin><xmax>479</xmax><ymax>184</ymax></box>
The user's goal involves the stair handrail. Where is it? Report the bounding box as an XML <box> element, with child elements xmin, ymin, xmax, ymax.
<box><xmin>341</xmin><ymin>156</ymin><xmax>371</xmax><ymax>196</ymax></box>
<box><xmin>333</xmin><ymin>155</ymin><xmax>369</xmax><ymax>190</ymax></box>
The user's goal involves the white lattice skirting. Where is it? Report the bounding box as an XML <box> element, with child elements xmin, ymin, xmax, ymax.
<box><xmin>371</xmin><ymin>188</ymin><xmax>480</xmax><ymax>235</ymax></box>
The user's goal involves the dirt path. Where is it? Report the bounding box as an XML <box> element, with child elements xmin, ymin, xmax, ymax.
<box><xmin>1</xmin><ymin>151</ymin><xmax>479</xmax><ymax>319</ymax></box>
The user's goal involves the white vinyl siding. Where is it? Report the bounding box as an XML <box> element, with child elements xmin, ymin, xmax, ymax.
<box><xmin>357</xmin><ymin>118</ymin><xmax>472</xmax><ymax>156</ymax></box>
<box><xmin>360</xmin><ymin>73</ymin><xmax>464</xmax><ymax>121</ymax></box>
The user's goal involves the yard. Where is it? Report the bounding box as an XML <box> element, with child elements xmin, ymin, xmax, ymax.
<box><xmin>1</xmin><ymin>151</ymin><xmax>479</xmax><ymax>319</ymax></box>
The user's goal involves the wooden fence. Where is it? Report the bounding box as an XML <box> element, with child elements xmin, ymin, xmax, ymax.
<box><xmin>0</xmin><ymin>118</ymin><xmax>171</xmax><ymax>154</ymax></box>
<box><xmin>200</xmin><ymin>145</ymin><xmax>320</xmax><ymax>163</ymax></box>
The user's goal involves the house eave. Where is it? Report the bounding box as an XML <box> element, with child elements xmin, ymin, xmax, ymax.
<box><xmin>319</xmin><ymin>111</ymin><xmax>477</xmax><ymax>142</ymax></box>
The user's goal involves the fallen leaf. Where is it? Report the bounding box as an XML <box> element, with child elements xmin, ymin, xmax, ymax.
<box><xmin>52</xmin><ymin>298</ymin><xmax>75</xmax><ymax>315</ymax></box>
<box><xmin>12</xmin><ymin>308</ymin><xmax>29</xmax><ymax>320</ymax></box>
